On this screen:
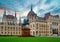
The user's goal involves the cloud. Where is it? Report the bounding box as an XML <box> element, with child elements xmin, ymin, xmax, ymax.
<box><xmin>45</xmin><ymin>0</ymin><xmax>52</xmax><ymax>4</ymax></box>
<box><xmin>0</xmin><ymin>0</ymin><xmax>60</xmax><ymax>21</ymax></box>
<box><xmin>21</xmin><ymin>10</ymin><xmax>30</xmax><ymax>17</ymax></box>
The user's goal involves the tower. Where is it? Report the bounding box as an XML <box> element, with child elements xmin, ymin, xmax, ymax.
<box><xmin>14</xmin><ymin>11</ymin><xmax>17</xmax><ymax>24</ymax></box>
<box><xmin>27</xmin><ymin>5</ymin><xmax>37</xmax><ymax>23</ymax></box>
<box><xmin>2</xmin><ymin>10</ymin><xmax>6</xmax><ymax>24</ymax></box>
<box><xmin>19</xmin><ymin>17</ymin><xmax>21</xmax><ymax>25</ymax></box>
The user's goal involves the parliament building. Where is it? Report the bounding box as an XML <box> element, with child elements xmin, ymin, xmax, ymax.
<box><xmin>0</xmin><ymin>6</ymin><xmax>60</xmax><ymax>36</ymax></box>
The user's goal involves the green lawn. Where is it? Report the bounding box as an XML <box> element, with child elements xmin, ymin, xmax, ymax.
<box><xmin>0</xmin><ymin>36</ymin><xmax>60</xmax><ymax>42</ymax></box>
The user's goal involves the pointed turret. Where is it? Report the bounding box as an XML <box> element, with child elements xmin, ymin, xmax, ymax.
<box><xmin>15</xmin><ymin>11</ymin><xmax>16</xmax><ymax>18</ymax></box>
<box><xmin>3</xmin><ymin>10</ymin><xmax>6</xmax><ymax>16</ymax></box>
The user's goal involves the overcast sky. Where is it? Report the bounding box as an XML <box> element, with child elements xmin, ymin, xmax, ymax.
<box><xmin>0</xmin><ymin>0</ymin><xmax>60</xmax><ymax>22</ymax></box>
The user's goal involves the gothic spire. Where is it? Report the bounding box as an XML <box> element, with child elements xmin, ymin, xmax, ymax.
<box><xmin>31</xmin><ymin>4</ymin><xmax>33</xmax><ymax>11</ymax></box>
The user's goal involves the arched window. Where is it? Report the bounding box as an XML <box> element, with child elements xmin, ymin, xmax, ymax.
<box><xmin>36</xmin><ymin>31</ymin><xmax>38</xmax><ymax>35</ymax></box>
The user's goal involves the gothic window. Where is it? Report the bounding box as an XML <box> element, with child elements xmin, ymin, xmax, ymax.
<box><xmin>33</xmin><ymin>24</ymin><xmax>34</xmax><ymax>27</ymax></box>
<box><xmin>1</xmin><ymin>26</ymin><xmax>3</xmax><ymax>28</ymax></box>
<box><xmin>8</xmin><ymin>32</ymin><xmax>9</xmax><ymax>34</ymax></box>
<box><xmin>1</xmin><ymin>26</ymin><xmax>3</xmax><ymax>31</ymax></box>
<box><xmin>1</xmin><ymin>32</ymin><xmax>3</xmax><ymax>34</ymax></box>
<box><xmin>33</xmin><ymin>31</ymin><xmax>35</xmax><ymax>35</ymax></box>
<box><xmin>36</xmin><ymin>23</ymin><xmax>38</xmax><ymax>29</ymax></box>
<box><xmin>36</xmin><ymin>31</ymin><xmax>38</xmax><ymax>35</ymax></box>
<box><xmin>5</xmin><ymin>32</ymin><xmax>7</xmax><ymax>34</ymax></box>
